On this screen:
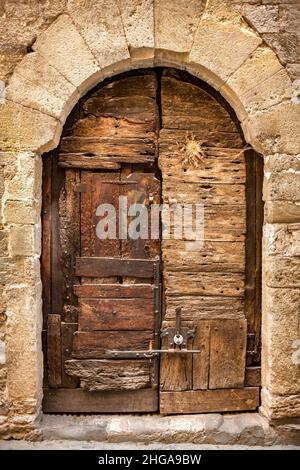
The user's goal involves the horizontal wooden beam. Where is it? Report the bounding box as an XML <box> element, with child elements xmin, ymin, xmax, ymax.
<box><xmin>74</xmin><ymin>283</ymin><xmax>154</xmax><ymax>298</ymax></box>
<box><xmin>160</xmin><ymin>388</ymin><xmax>260</xmax><ymax>414</ymax></box>
<box><xmin>76</xmin><ymin>257</ymin><xmax>157</xmax><ymax>278</ymax></box>
<box><xmin>58</xmin><ymin>154</ymin><xmax>121</xmax><ymax>170</ymax></box>
<box><xmin>43</xmin><ymin>388</ymin><xmax>158</xmax><ymax>413</ymax></box>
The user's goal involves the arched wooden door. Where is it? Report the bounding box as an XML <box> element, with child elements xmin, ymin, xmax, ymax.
<box><xmin>42</xmin><ymin>69</ymin><xmax>262</xmax><ymax>413</ymax></box>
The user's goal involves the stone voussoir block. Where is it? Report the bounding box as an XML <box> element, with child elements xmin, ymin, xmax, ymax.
<box><xmin>189</xmin><ymin>16</ymin><xmax>262</xmax><ymax>83</ymax></box>
<box><xmin>32</xmin><ymin>14</ymin><xmax>101</xmax><ymax>92</ymax></box>
<box><xmin>119</xmin><ymin>0</ymin><xmax>154</xmax><ymax>51</ymax></box>
<box><xmin>154</xmin><ymin>0</ymin><xmax>206</xmax><ymax>53</ymax></box>
<box><xmin>67</xmin><ymin>1</ymin><xmax>130</xmax><ymax>69</ymax></box>
<box><xmin>5</xmin><ymin>52</ymin><xmax>80</xmax><ymax>123</ymax></box>
<box><xmin>0</xmin><ymin>101</ymin><xmax>62</xmax><ymax>153</ymax></box>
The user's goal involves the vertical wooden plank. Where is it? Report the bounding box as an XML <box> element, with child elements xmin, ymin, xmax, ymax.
<box><xmin>80</xmin><ymin>171</ymin><xmax>93</xmax><ymax>258</ymax></box>
<box><xmin>209</xmin><ymin>319</ymin><xmax>247</xmax><ymax>389</ymax></box>
<box><xmin>61</xmin><ymin>322</ymin><xmax>79</xmax><ymax>388</ymax></box>
<box><xmin>60</xmin><ymin>169</ymin><xmax>81</xmax><ymax>323</ymax></box>
<box><xmin>254</xmin><ymin>153</ymin><xmax>264</xmax><ymax>364</ymax></box>
<box><xmin>160</xmin><ymin>328</ymin><xmax>193</xmax><ymax>391</ymax></box>
<box><xmin>51</xmin><ymin>152</ymin><xmax>65</xmax><ymax>314</ymax></box>
<box><xmin>41</xmin><ymin>153</ymin><xmax>52</xmax><ymax>326</ymax></box>
<box><xmin>47</xmin><ymin>314</ymin><xmax>62</xmax><ymax>388</ymax></box>
<box><xmin>193</xmin><ymin>321</ymin><xmax>210</xmax><ymax>390</ymax></box>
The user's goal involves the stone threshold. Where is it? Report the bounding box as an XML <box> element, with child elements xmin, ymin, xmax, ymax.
<box><xmin>40</xmin><ymin>413</ymin><xmax>300</xmax><ymax>446</ymax></box>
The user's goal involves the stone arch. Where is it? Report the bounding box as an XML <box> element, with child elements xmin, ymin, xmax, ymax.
<box><xmin>1</xmin><ymin>3</ymin><xmax>299</xmax><ymax>436</ymax></box>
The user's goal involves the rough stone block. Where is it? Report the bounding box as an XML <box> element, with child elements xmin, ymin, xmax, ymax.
<box><xmin>10</xmin><ymin>225</ymin><xmax>39</xmax><ymax>257</ymax></box>
<box><xmin>189</xmin><ymin>17</ymin><xmax>262</xmax><ymax>83</ymax></box>
<box><xmin>4</xmin><ymin>201</ymin><xmax>37</xmax><ymax>225</ymax></box>
<box><xmin>242</xmin><ymin>5</ymin><xmax>279</xmax><ymax>33</ymax></box>
<box><xmin>263</xmin><ymin>33</ymin><xmax>300</xmax><ymax>64</ymax></box>
<box><xmin>264</xmin><ymin>170</ymin><xmax>300</xmax><ymax>202</ymax></box>
<box><xmin>0</xmin><ymin>101</ymin><xmax>61</xmax><ymax>153</ymax></box>
<box><xmin>265</xmin><ymin>256</ymin><xmax>300</xmax><ymax>288</ymax></box>
<box><xmin>243</xmin><ymin>101</ymin><xmax>300</xmax><ymax>155</ymax></box>
<box><xmin>261</xmin><ymin>389</ymin><xmax>300</xmax><ymax>421</ymax></box>
<box><xmin>67</xmin><ymin>1</ymin><xmax>130</xmax><ymax>68</ymax></box>
<box><xmin>6</xmin><ymin>52</ymin><xmax>80</xmax><ymax>123</ymax></box>
<box><xmin>264</xmin><ymin>201</ymin><xmax>300</xmax><ymax>224</ymax></box>
<box><xmin>264</xmin><ymin>154</ymin><xmax>300</xmax><ymax>173</ymax></box>
<box><xmin>264</xmin><ymin>223</ymin><xmax>300</xmax><ymax>257</ymax></box>
<box><xmin>4</xmin><ymin>153</ymin><xmax>42</xmax><ymax>202</ymax></box>
<box><xmin>33</xmin><ymin>14</ymin><xmax>100</xmax><ymax>91</ymax></box>
<box><xmin>119</xmin><ymin>0</ymin><xmax>154</xmax><ymax>50</ymax></box>
<box><xmin>263</xmin><ymin>286</ymin><xmax>300</xmax><ymax>396</ymax></box>
<box><xmin>154</xmin><ymin>0</ymin><xmax>206</xmax><ymax>52</ymax></box>
<box><xmin>0</xmin><ymin>230</ymin><xmax>9</xmax><ymax>257</ymax></box>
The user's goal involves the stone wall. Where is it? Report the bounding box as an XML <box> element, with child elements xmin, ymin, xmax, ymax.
<box><xmin>0</xmin><ymin>0</ymin><xmax>299</xmax><ymax>439</ymax></box>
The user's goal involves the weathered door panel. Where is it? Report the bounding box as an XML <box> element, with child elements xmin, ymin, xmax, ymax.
<box><xmin>159</xmin><ymin>69</ymin><xmax>260</xmax><ymax>413</ymax></box>
<box><xmin>43</xmin><ymin>69</ymin><xmax>262</xmax><ymax>414</ymax></box>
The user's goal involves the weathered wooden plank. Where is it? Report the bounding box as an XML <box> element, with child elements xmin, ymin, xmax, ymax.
<box><xmin>162</xmin><ymin>241</ymin><xmax>245</xmax><ymax>273</ymax></box>
<box><xmin>193</xmin><ymin>321</ymin><xmax>210</xmax><ymax>390</ymax></box>
<box><xmin>43</xmin><ymin>388</ymin><xmax>158</xmax><ymax>413</ymax></box>
<box><xmin>60</xmin><ymin>136</ymin><xmax>156</xmax><ymax>157</ymax></box>
<box><xmin>72</xmin><ymin>330</ymin><xmax>152</xmax><ymax>358</ymax></box>
<box><xmin>165</xmin><ymin>272</ymin><xmax>244</xmax><ymax>297</ymax></box>
<box><xmin>58</xmin><ymin>154</ymin><xmax>121</xmax><ymax>170</ymax></box>
<box><xmin>209</xmin><ymin>319</ymin><xmax>247</xmax><ymax>389</ymax></box>
<box><xmin>69</xmin><ymin>115</ymin><xmax>156</xmax><ymax>139</ymax></box>
<box><xmin>159</xmin><ymin>128</ymin><xmax>243</xmax><ymax>149</ymax></box>
<box><xmin>245</xmin><ymin>367</ymin><xmax>261</xmax><ymax>387</ymax></box>
<box><xmin>164</xmin><ymin>296</ymin><xmax>245</xmax><ymax>321</ymax></box>
<box><xmin>159</xmin><ymin>152</ymin><xmax>246</xmax><ymax>184</ymax></box>
<box><xmin>160</xmin><ymin>388</ymin><xmax>260</xmax><ymax>414</ymax></box>
<box><xmin>80</xmin><ymin>173</ymin><xmax>120</xmax><ymax>262</ymax></box>
<box><xmin>161</xmin><ymin>76</ymin><xmax>239</xmax><ymax>133</ymax></box>
<box><xmin>61</xmin><ymin>322</ymin><xmax>78</xmax><ymax>388</ymax></box>
<box><xmin>121</xmin><ymin>172</ymin><xmax>161</xmax><ymax>260</ymax></box>
<box><xmin>162</xmin><ymin>181</ymin><xmax>245</xmax><ymax>205</ymax></box>
<box><xmin>60</xmin><ymin>169</ymin><xmax>81</xmax><ymax>323</ymax></box>
<box><xmin>83</xmin><ymin>96</ymin><xmax>157</xmax><ymax>122</ymax></box>
<box><xmin>160</xmin><ymin>322</ymin><xmax>193</xmax><ymax>392</ymax></box>
<box><xmin>51</xmin><ymin>152</ymin><xmax>64</xmax><ymax>314</ymax></box>
<box><xmin>41</xmin><ymin>153</ymin><xmax>52</xmax><ymax>326</ymax></box>
<box><xmin>47</xmin><ymin>314</ymin><xmax>62</xmax><ymax>388</ymax></box>
<box><xmin>74</xmin><ymin>283</ymin><xmax>154</xmax><ymax>298</ymax></box>
<box><xmin>86</xmin><ymin>73</ymin><xmax>157</xmax><ymax>101</ymax></box>
<box><xmin>65</xmin><ymin>359</ymin><xmax>153</xmax><ymax>391</ymax></box>
<box><xmin>78</xmin><ymin>298</ymin><xmax>154</xmax><ymax>331</ymax></box>
<box><xmin>76</xmin><ymin>257</ymin><xmax>156</xmax><ymax>278</ymax></box>
<box><xmin>164</xmin><ymin>205</ymin><xmax>246</xmax><ymax>242</ymax></box>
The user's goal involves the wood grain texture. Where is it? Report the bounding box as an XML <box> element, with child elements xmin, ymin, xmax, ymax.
<box><xmin>74</xmin><ymin>284</ymin><xmax>154</xmax><ymax>299</ymax></box>
<box><xmin>65</xmin><ymin>359</ymin><xmax>153</xmax><ymax>391</ymax></box>
<box><xmin>76</xmin><ymin>257</ymin><xmax>156</xmax><ymax>278</ymax></box>
<box><xmin>72</xmin><ymin>330</ymin><xmax>152</xmax><ymax>358</ymax></box>
<box><xmin>43</xmin><ymin>388</ymin><xmax>158</xmax><ymax>413</ymax></box>
<box><xmin>245</xmin><ymin>367</ymin><xmax>261</xmax><ymax>387</ymax></box>
<box><xmin>193</xmin><ymin>321</ymin><xmax>210</xmax><ymax>390</ymax></box>
<box><xmin>61</xmin><ymin>322</ymin><xmax>78</xmax><ymax>388</ymax></box>
<box><xmin>160</xmin><ymin>388</ymin><xmax>260</xmax><ymax>414</ymax></box>
<box><xmin>209</xmin><ymin>319</ymin><xmax>247</xmax><ymax>389</ymax></box>
<box><xmin>164</xmin><ymin>296</ymin><xmax>245</xmax><ymax>321</ymax></box>
<box><xmin>78</xmin><ymin>298</ymin><xmax>154</xmax><ymax>331</ymax></box>
<box><xmin>47</xmin><ymin>314</ymin><xmax>62</xmax><ymax>388</ymax></box>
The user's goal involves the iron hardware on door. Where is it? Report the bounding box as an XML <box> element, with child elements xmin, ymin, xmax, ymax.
<box><xmin>107</xmin><ymin>307</ymin><xmax>200</xmax><ymax>358</ymax></box>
